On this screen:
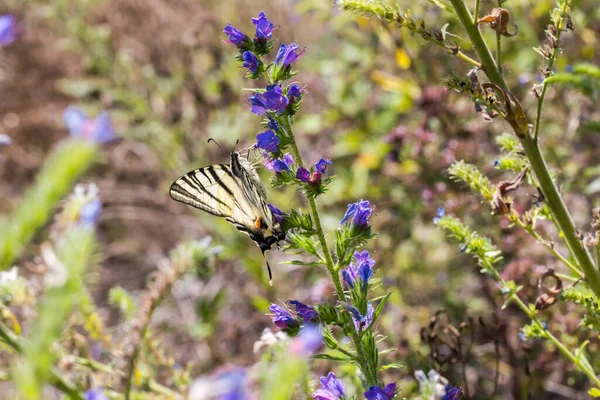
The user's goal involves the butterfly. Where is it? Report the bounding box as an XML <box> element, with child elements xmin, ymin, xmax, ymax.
<box><xmin>169</xmin><ymin>151</ymin><xmax>285</xmax><ymax>282</ymax></box>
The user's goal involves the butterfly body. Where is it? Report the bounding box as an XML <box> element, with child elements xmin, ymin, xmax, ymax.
<box><xmin>169</xmin><ymin>152</ymin><xmax>285</xmax><ymax>280</ymax></box>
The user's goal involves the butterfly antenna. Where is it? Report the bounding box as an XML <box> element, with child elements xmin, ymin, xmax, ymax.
<box><xmin>233</xmin><ymin>139</ymin><xmax>240</xmax><ymax>152</ymax></box>
<box><xmin>207</xmin><ymin>138</ymin><xmax>224</xmax><ymax>151</ymax></box>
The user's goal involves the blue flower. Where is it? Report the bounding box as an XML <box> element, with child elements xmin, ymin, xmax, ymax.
<box><xmin>312</xmin><ymin>372</ymin><xmax>346</xmax><ymax>400</ymax></box>
<box><xmin>254</xmin><ymin>130</ymin><xmax>280</xmax><ymax>153</ymax></box>
<box><xmin>263</xmin><ymin>85</ymin><xmax>289</xmax><ymax>113</ymax></box>
<box><xmin>296</xmin><ymin>166</ymin><xmax>310</xmax><ymax>182</ymax></box>
<box><xmin>314</xmin><ymin>158</ymin><xmax>331</xmax><ymax>174</ymax></box>
<box><xmin>250</xmin><ymin>85</ymin><xmax>289</xmax><ymax>115</ymax></box>
<box><xmin>0</xmin><ymin>15</ymin><xmax>18</xmax><ymax>46</ymax></box>
<box><xmin>79</xmin><ymin>199</ymin><xmax>102</xmax><ymax>226</ymax></box>
<box><xmin>242</xmin><ymin>51</ymin><xmax>260</xmax><ymax>74</ymax></box>
<box><xmin>223</xmin><ymin>23</ymin><xmax>248</xmax><ymax>47</ymax></box>
<box><xmin>283</xmin><ymin>153</ymin><xmax>295</xmax><ymax>166</ymax></box>
<box><xmin>267</xmin><ymin>204</ymin><xmax>286</xmax><ymax>224</ymax></box>
<box><xmin>340</xmin><ymin>200</ymin><xmax>374</xmax><ymax>228</ymax></box>
<box><xmin>267</xmin><ymin>116</ymin><xmax>279</xmax><ymax>131</ymax></box>
<box><xmin>265</xmin><ymin>152</ymin><xmax>294</xmax><ymax>173</ymax></box>
<box><xmin>291</xmin><ymin>324</ymin><xmax>323</xmax><ymax>356</ymax></box>
<box><xmin>493</xmin><ymin>158</ymin><xmax>500</xmax><ymax>167</ymax></box>
<box><xmin>343</xmin><ymin>250</ymin><xmax>374</xmax><ymax>290</ymax></box>
<box><xmin>287</xmin><ymin>84</ymin><xmax>303</xmax><ymax>101</ymax></box>
<box><xmin>442</xmin><ymin>386</ymin><xmax>463</xmax><ymax>400</ymax></box>
<box><xmin>63</xmin><ymin>107</ymin><xmax>116</xmax><ymax>144</ymax></box>
<box><xmin>342</xmin><ymin>266</ymin><xmax>358</xmax><ymax>288</ymax></box>
<box><xmin>275</xmin><ymin>42</ymin><xmax>304</xmax><ymax>67</ymax></box>
<box><xmin>214</xmin><ymin>368</ymin><xmax>247</xmax><ymax>400</ymax></box>
<box><xmin>272</xmin><ymin>159</ymin><xmax>290</xmax><ymax>172</ymax></box>
<box><xmin>433</xmin><ymin>206</ymin><xmax>445</xmax><ymax>225</ymax></box>
<box><xmin>85</xmin><ymin>389</ymin><xmax>108</xmax><ymax>400</ymax></box>
<box><xmin>252</xmin><ymin>11</ymin><xmax>276</xmax><ymax>39</ymax></box>
<box><xmin>347</xmin><ymin>302</ymin><xmax>374</xmax><ymax>333</ymax></box>
<box><xmin>289</xmin><ymin>300</ymin><xmax>318</xmax><ymax>321</ymax></box>
<box><xmin>364</xmin><ymin>383</ymin><xmax>397</xmax><ymax>400</ymax></box>
<box><xmin>269</xmin><ymin>304</ymin><xmax>298</xmax><ymax>330</ymax></box>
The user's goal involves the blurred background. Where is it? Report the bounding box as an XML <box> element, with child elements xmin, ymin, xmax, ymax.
<box><xmin>1</xmin><ymin>0</ymin><xmax>600</xmax><ymax>398</ymax></box>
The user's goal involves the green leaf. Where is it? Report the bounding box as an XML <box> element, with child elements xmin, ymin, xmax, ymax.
<box><xmin>379</xmin><ymin>363</ymin><xmax>404</xmax><ymax>371</ymax></box>
<box><xmin>311</xmin><ymin>354</ymin><xmax>352</xmax><ymax>362</ymax></box>
<box><xmin>427</xmin><ymin>0</ymin><xmax>456</xmax><ymax>14</ymax></box>
<box><xmin>589</xmin><ymin>388</ymin><xmax>600</xmax><ymax>398</ymax></box>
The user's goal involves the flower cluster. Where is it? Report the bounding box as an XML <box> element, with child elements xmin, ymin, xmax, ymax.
<box><xmin>268</xmin><ymin>300</ymin><xmax>318</xmax><ymax>336</ymax></box>
<box><xmin>63</xmin><ymin>106</ymin><xmax>116</xmax><ymax>144</ymax></box>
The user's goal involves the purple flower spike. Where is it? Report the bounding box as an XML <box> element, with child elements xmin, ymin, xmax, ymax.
<box><xmin>312</xmin><ymin>372</ymin><xmax>346</xmax><ymax>400</ymax></box>
<box><xmin>342</xmin><ymin>265</ymin><xmax>358</xmax><ymax>288</ymax></box>
<box><xmin>223</xmin><ymin>23</ymin><xmax>248</xmax><ymax>47</ymax></box>
<box><xmin>269</xmin><ymin>304</ymin><xmax>298</xmax><ymax>330</ymax></box>
<box><xmin>442</xmin><ymin>386</ymin><xmax>463</xmax><ymax>400</ymax></box>
<box><xmin>275</xmin><ymin>42</ymin><xmax>305</xmax><ymax>67</ymax></box>
<box><xmin>364</xmin><ymin>383</ymin><xmax>397</xmax><ymax>400</ymax></box>
<box><xmin>0</xmin><ymin>15</ymin><xmax>18</xmax><ymax>46</ymax></box>
<box><xmin>242</xmin><ymin>51</ymin><xmax>260</xmax><ymax>74</ymax></box>
<box><xmin>289</xmin><ymin>300</ymin><xmax>318</xmax><ymax>321</ymax></box>
<box><xmin>252</xmin><ymin>11</ymin><xmax>276</xmax><ymax>39</ymax></box>
<box><xmin>85</xmin><ymin>389</ymin><xmax>108</xmax><ymax>400</ymax></box>
<box><xmin>255</xmin><ymin>130</ymin><xmax>280</xmax><ymax>153</ymax></box>
<box><xmin>340</xmin><ymin>199</ymin><xmax>374</xmax><ymax>228</ymax></box>
<box><xmin>63</xmin><ymin>107</ymin><xmax>116</xmax><ymax>144</ymax></box>
<box><xmin>314</xmin><ymin>158</ymin><xmax>331</xmax><ymax>174</ymax></box>
<box><xmin>296</xmin><ymin>166</ymin><xmax>310</xmax><ymax>182</ymax></box>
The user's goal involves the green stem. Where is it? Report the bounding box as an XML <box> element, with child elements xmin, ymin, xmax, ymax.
<box><xmin>474</xmin><ymin>0</ymin><xmax>481</xmax><ymax>21</ymax></box>
<box><xmin>483</xmin><ymin>262</ymin><xmax>600</xmax><ymax>387</ymax></box>
<box><xmin>448</xmin><ymin>0</ymin><xmax>600</xmax><ymax>299</ymax></box>
<box><xmin>282</xmin><ymin>117</ymin><xmax>377</xmax><ymax>387</ymax></box>
<box><xmin>495</xmin><ymin>0</ymin><xmax>502</xmax><ymax>73</ymax></box>
<box><xmin>533</xmin><ymin>1</ymin><xmax>570</xmax><ymax>143</ymax></box>
<box><xmin>0</xmin><ymin>323</ymin><xmax>84</xmax><ymax>400</ymax></box>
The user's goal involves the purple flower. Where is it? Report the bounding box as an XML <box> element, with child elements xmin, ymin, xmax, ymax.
<box><xmin>250</xmin><ymin>85</ymin><xmax>289</xmax><ymax>115</ymax></box>
<box><xmin>269</xmin><ymin>304</ymin><xmax>298</xmax><ymax>330</ymax></box>
<box><xmin>63</xmin><ymin>107</ymin><xmax>116</xmax><ymax>144</ymax></box>
<box><xmin>272</xmin><ymin>159</ymin><xmax>290</xmax><ymax>172</ymax></box>
<box><xmin>433</xmin><ymin>206</ymin><xmax>445</xmax><ymax>225</ymax></box>
<box><xmin>223</xmin><ymin>23</ymin><xmax>248</xmax><ymax>47</ymax></box>
<box><xmin>268</xmin><ymin>116</ymin><xmax>279</xmax><ymax>131</ymax></box>
<box><xmin>255</xmin><ymin>130</ymin><xmax>280</xmax><ymax>153</ymax></box>
<box><xmin>364</xmin><ymin>383</ymin><xmax>397</xmax><ymax>400</ymax></box>
<box><xmin>242</xmin><ymin>51</ymin><xmax>260</xmax><ymax>74</ymax></box>
<box><xmin>85</xmin><ymin>389</ymin><xmax>108</xmax><ymax>400</ymax></box>
<box><xmin>314</xmin><ymin>158</ymin><xmax>331</xmax><ymax>174</ymax></box>
<box><xmin>287</xmin><ymin>84</ymin><xmax>303</xmax><ymax>100</ymax></box>
<box><xmin>283</xmin><ymin>153</ymin><xmax>295</xmax><ymax>166</ymax></box>
<box><xmin>275</xmin><ymin>42</ymin><xmax>304</xmax><ymax>67</ymax></box>
<box><xmin>0</xmin><ymin>15</ymin><xmax>18</xmax><ymax>46</ymax></box>
<box><xmin>263</xmin><ymin>85</ymin><xmax>289</xmax><ymax>113</ymax></box>
<box><xmin>312</xmin><ymin>372</ymin><xmax>346</xmax><ymax>400</ymax></box>
<box><xmin>340</xmin><ymin>200</ymin><xmax>374</xmax><ymax>228</ymax></box>
<box><xmin>442</xmin><ymin>386</ymin><xmax>463</xmax><ymax>400</ymax></box>
<box><xmin>214</xmin><ymin>368</ymin><xmax>247</xmax><ymax>400</ymax></box>
<box><xmin>347</xmin><ymin>302</ymin><xmax>373</xmax><ymax>333</ymax></box>
<box><xmin>252</xmin><ymin>11</ymin><xmax>276</xmax><ymax>39</ymax></box>
<box><xmin>296</xmin><ymin>166</ymin><xmax>310</xmax><ymax>182</ymax></box>
<box><xmin>342</xmin><ymin>250</ymin><xmax>374</xmax><ymax>289</ymax></box>
<box><xmin>268</xmin><ymin>204</ymin><xmax>286</xmax><ymax>224</ymax></box>
<box><xmin>289</xmin><ymin>300</ymin><xmax>318</xmax><ymax>321</ymax></box>
<box><xmin>79</xmin><ymin>199</ymin><xmax>102</xmax><ymax>226</ymax></box>
<box><xmin>291</xmin><ymin>324</ymin><xmax>323</xmax><ymax>355</ymax></box>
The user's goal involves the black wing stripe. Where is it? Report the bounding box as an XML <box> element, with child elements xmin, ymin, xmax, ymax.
<box><xmin>208</xmin><ymin>167</ymin><xmax>235</xmax><ymax>197</ymax></box>
<box><xmin>170</xmin><ymin>183</ymin><xmax>212</xmax><ymax>210</ymax></box>
<box><xmin>186</xmin><ymin>172</ymin><xmax>229</xmax><ymax>208</ymax></box>
<box><xmin>200</xmin><ymin>168</ymin><xmax>213</xmax><ymax>183</ymax></box>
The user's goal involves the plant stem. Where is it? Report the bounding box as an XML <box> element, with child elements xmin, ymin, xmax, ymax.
<box><xmin>0</xmin><ymin>323</ymin><xmax>84</xmax><ymax>400</ymax></box>
<box><xmin>282</xmin><ymin>117</ymin><xmax>377</xmax><ymax>387</ymax></box>
<box><xmin>474</xmin><ymin>0</ymin><xmax>481</xmax><ymax>21</ymax></box>
<box><xmin>448</xmin><ymin>0</ymin><xmax>600</xmax><ymax>298</ymax></box>
<box><xmin>533</xmin><ymin>1</ymin><xmax>570</xmax><ymax>143</ymax></box>
<box><xmin>483</xmin><ymin>262</ymin><xmax>600</xmax><ymax>387</ymax></box>
<box><xmin>495</xmin><ymin>0</ymin><xmax>502</xmax><ymax>73</ymax></box>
